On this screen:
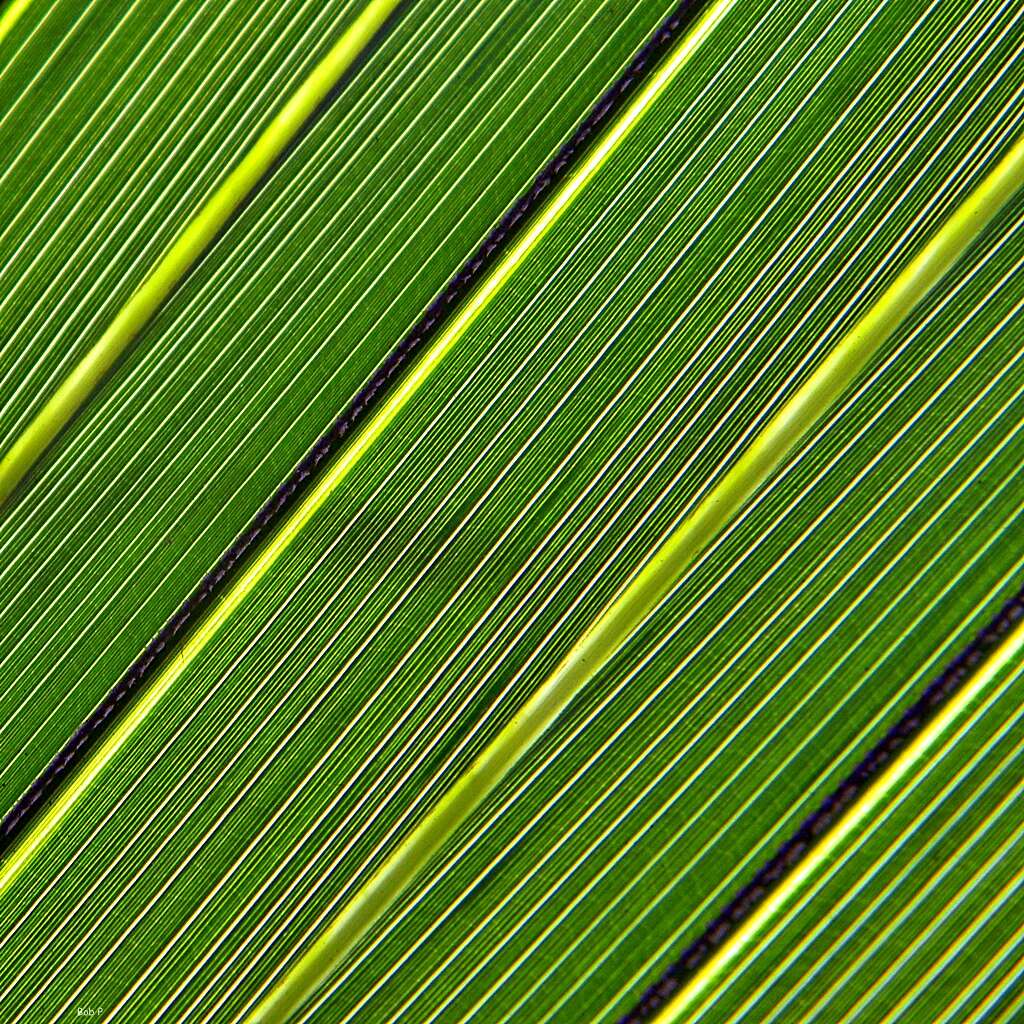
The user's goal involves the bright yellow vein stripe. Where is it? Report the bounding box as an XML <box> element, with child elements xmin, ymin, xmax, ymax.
<box><xmin>653</xmin><ymin>612</ymin><xmax>1024</xmax><ymax>1024</ymax></box>
<box><xmin>0</xmin><ymin>0</ymin><xmax>32</xmax><ymax>47</ymax></box>
<box><xmin>0</xmin><ymin>0</ymin><xmax>736</xmax><ymax>906</ymax></box>
<box><xmin>240</xmin><ymin>59</ymin><xmax>1024</xmax><ymax>1024</ymax></box>
<box><xmin>0</xmin><ymin>0</ymin><xmax>402</xmax><ymax>506</ymax></box>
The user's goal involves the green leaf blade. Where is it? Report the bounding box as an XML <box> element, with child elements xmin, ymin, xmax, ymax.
<box><xmin>0</xmin><ymin>0</ymin><xmax>679</xmax><ymax>807</ymax></box>
<box><xmin>1</xmin><ymin>1</ymin><xmax>1023</xmax><ymax>1022</ymax></box>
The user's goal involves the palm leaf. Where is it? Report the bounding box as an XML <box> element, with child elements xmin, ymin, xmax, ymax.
<box><xmin>0</xmin><ymin>0</ymin><xmax>1023</xmax><ymax>1022</ymax></box>
<box><xmin>0</xmin><ymin>0</ymin><xmax>678</xmax><ymax>802</ymax></box>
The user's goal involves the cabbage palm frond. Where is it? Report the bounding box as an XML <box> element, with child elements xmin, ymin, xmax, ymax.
<box><xmin>0</xmin><ymin>1</ymin><xmax>1023</xmax><ymax>1023</ymax></box>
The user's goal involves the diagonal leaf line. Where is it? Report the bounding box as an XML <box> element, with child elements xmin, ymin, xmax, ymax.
<box><xmin>0</xmin><ymin>0</ymin><xmax>31</xmax><ymax>48</ymax></box>
<box><xmin>704</xmin><ymin>623</ymin><xmax>1024</xmax><ymax>1024</ymax></box>
<box><xmin>1</xmin><ymin>3</ymin><xmax>1022</xmax><ymax>1019</ymax></box>
<box><xmin>622</xmin><ymin>583</ymin><xmax>1024</xmax><ymax>1023</ymax></box>
<box><xmin>90</xmin><ymin>49</ymin><xmax>1024</xmax><ymax>1024</ymax></box>
<box><xmin>0</xmin><ymin>0</ymin><xmax>712</xmax><ymax>867</ymax></box>
<box><xmin>736</xmin><ymin>667</ymin><xmax>1024</xmax><ymax>1024</ymax></box>
<box><xmin>0</xmin><ymin>0</ymin><xmax>405</xmax><ymax>504</ymax></box>
<box><xmin>0</xmin><ymin>0</ymin><xmax>946</xmax><ymax>1007</ymax></box>
<box><xmin>276</xmin><ymin>66</ymin><xmax>1024</xmax><ymax>1024</ymax></box>
<box><xmin>0</xmin><ymin>0</ymin><xmax>557</xmax><ymax>770</ymax></box>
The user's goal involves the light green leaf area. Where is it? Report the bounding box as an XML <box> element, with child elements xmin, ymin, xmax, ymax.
<box><xmin>1</xmin><ymin>1</ymin><xmax>1024</xmax><ymax>1023</ymax></box>
<box><xmin>689</xmin><ymin>628</ymin><xmax>1024</xmax><ymax>1024</ymax></box>
<box><xmin>0</xmin><ymin>0</ymin><xmax>677</xmax><ymax>807</ymax></box>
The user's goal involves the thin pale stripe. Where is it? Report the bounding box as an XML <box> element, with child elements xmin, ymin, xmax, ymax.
<box><xmin>0</xmin><ymin>0</ymin><xmax>109</xmax><ymax>133</ymax></box>
<box><xmin>0</xmin><ymin>0</ymin><xmax>622</xmax><ymax>756</ymax></box>
<box><xmin>730</xmin><ymin>684</ymin><xmax>1024</xmax><ymax>1024</ymax></box>
<box><xmin>336</xmin><ymin>209</ymin><xmax>1024</xmax><ymax>1024</ymax></box>
<box><xmin>0</xmin><ymin>0</ymin><xmax>696</xmax><ymax>980</ymax></box>
<box><xmin>4</xmin><ymin>0</ymin><xmax>1011</xmax><ymax>1007</ymax></box>
<box><xmin>0</xmin><ymin>0</ymin><xmax>730</xmax><ymax>916</ymax></box>
<box><xmin>0</xmin><ymin>0</ymin><xmax>402</xmax><ymax>502</ymax></box>
<box><xmin>949</xmin><ymin>929</ymin><xmax>1024</xmax><ymax>1023</ymax></box>
<box><xmin>647</xmin><ymin>598</ymin><xmax>1024</xmax><ymax>1023</ymax></box>
<box><xmin>935</xmin><ymin>922</ymin><xmax>1024</xmax><ymax>1023</ymax></box>
<box><xmin>0</xmin><ymin>0</ymin><xmax>87</xmax><ymax>102</ymax></box>
<box><xmin>96</xmin><ymin>41</ymin><xmax>1024</xmax><ymax>1024</ymax></box>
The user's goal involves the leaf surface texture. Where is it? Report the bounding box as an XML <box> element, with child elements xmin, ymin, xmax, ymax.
<box><xmin>0</xmin><ymin>0</ymin><xmax>1023</xmax><ymax>1022</ymax></box>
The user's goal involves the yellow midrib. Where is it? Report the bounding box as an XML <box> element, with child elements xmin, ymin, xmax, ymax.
<box><xmin>0</xmin><ymin>0</ymin><xmax>32</xmax><ymax>48</ymax></box>
<box><xmin>1</xmin><ymin>1</ymin><xmax>1022</xmax><ymax>1021</ymax></box>
<box><xmin>0</xmin><ymin>0</ymin><xmax>403</xmax><ymax>505</ymax></box>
